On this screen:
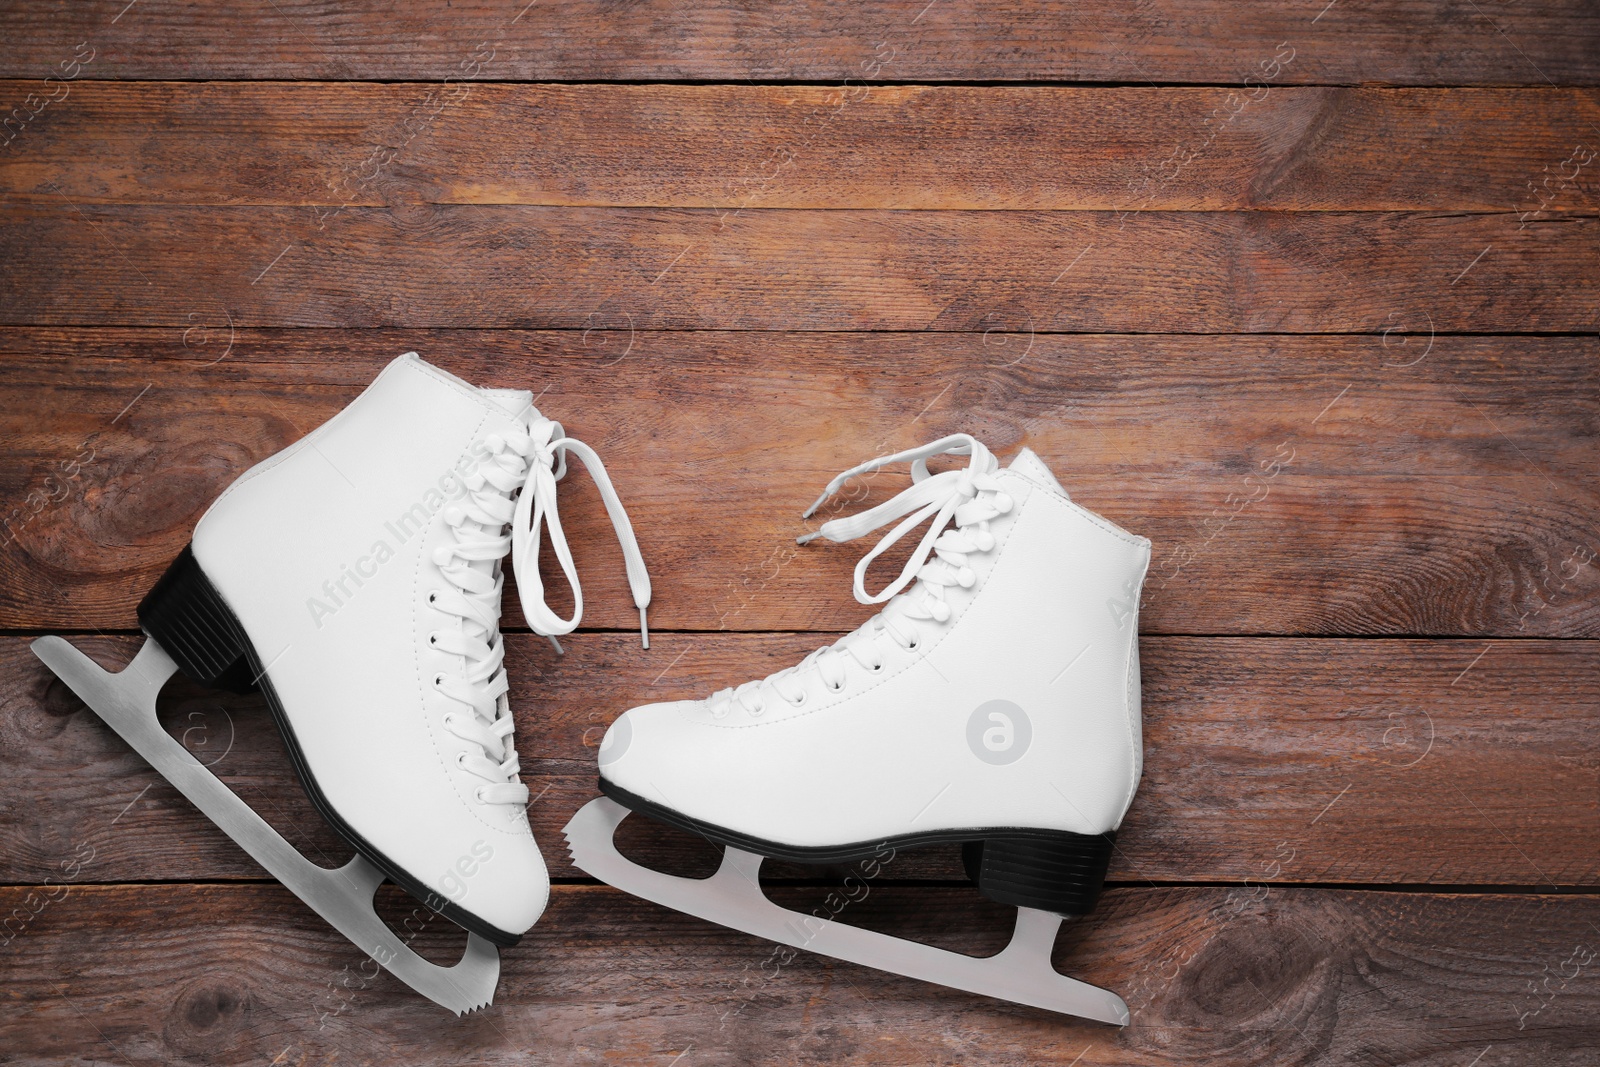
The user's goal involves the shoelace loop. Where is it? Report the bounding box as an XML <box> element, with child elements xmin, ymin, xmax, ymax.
<box><xmin>433</xmin><ymin>410</ymin><xmax>652</xmax><ymax>805</ymax></box>
<box><xmin>798</xmin><ymin>433</ymin><xmax>1006</xmax><ymax>604</ymax></box>
<box><xmin>506</xmin><ymin>417</ymin><xmax>653</xmax><ymax>651</ymax></box>
<box><xmin>708</xmin><ymin>434</ymin><xmax>1008</xmax><ymax>719</ymax></box>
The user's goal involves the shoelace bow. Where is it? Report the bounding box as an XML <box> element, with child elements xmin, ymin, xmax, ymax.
<box><xmin>432</xmin><ymin>413</ymin><xmax>652</xmax><ymax>805</ymax></box>
<box><xmin>710</xmin><ymin>434</ymin><xmax>1012</xmax><ymax>718</ymax></box>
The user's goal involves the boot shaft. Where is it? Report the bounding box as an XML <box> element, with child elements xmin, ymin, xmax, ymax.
<box><xmin>192</xmin><ymin>353</ymin><xmax>531</xmax><ymax>643</ymax></box>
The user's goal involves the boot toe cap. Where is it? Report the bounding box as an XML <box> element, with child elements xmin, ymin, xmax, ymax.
<box><xmin>596</xmin><ymin>700</ymin><xmax>703</xmax><ymax>797</ymax></box>
<box><xmin>443</xmin><ymin>829</ymin><xmax>549</xmax><ymax>939</ymax></box>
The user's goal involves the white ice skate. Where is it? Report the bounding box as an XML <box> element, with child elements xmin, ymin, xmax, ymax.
<box><xmin>565</xmin><ymin>434</ymin><xmax>1149</xmax><ymax>1023</ymax></box>
<box><xmin>34</xmin><ymin>353</ymin><xmax>650</xmax><ymax>1012</ymax></box>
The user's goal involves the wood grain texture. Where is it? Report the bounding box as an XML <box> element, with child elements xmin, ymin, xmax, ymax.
<box><xmin>1</xmin><ymin>204</ymin><xmax>1596</xmax><ymax>331</ymax></box>
<box><xmin>3</xmin><ymin>882</ymin><xmax>1597</xmax><ymax>1065</ymax></box>
<box><xmin>5</xmin><ymin>82</ymin><xmax>1599</xmax><ymax>211</ymax></box>
<box><xmin>0</xmin><ymin>2</ymin><xmax>1592</xmax><ymax>1064</ymax></box>
<box><xmin>2</xmin><ymin>330</ymin><xmax>1594</xmax><ymax>636</ymax></box>
<box><xmin>5</xmin><ymin>634</ymin><xmax>1596</xmax><ymax>886</ymax></box>
<box><xmin>1</xmin><ymin>0</ymin><xmax>1598</xmax><ymax>84</ymax></box>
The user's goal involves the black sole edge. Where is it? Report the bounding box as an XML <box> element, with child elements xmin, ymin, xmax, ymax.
<box><xmin>598</xmin><ymin>777</ymin><xmax>1115</xmax><ymax>877</ymax></box>
<box><xmin>141</xmin><ymin>547</ymin><xmax>522</xmax><ymax>949</ymax></box>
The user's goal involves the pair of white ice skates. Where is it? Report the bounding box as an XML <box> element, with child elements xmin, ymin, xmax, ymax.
<box><xmin>34</xmin><ymin>353</ymin><xmax>1151</xmax><ymax>1024</ymax></box>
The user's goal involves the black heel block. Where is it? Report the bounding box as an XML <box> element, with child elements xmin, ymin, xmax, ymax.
<box><xmin>137</xmin><ymin>544</ymin><xmax>258</xmax><ymax>693</ymax></box>
<box><xmin>962</xmin><ymin>829</ymin><xmax>1116</xmax><ymax>916</ymax></box>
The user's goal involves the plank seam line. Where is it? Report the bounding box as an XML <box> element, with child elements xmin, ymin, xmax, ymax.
<box><xmin>3</xmin><ymin>77</ymin><xmax>1592</xmax><ymax>89</ymax></box>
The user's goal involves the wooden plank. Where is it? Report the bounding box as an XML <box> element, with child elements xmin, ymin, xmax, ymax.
<box><xmin>1</xmin><ymin>331</ymin><xmax>1594</xmax><ymax>636</ymax></box>
<box><xmin>0</xmin><ymin>0</ymin><xmax>1597</xmax><ymax>84</ymax></box>
<box><xmin>5</xmin><ymin>83</ymin><xmax>1599</xmax><ymax>212</ymax></box>
<box><xmin>2</xmin><ymin>882</ymin><xmax>1596</xmax><ymax>1064</ymax></box>
<box><xmin>5</xmin><ymin>634</ymin><xmax>1596</xmax><ymax>886</ymax></box>
<box><xmin>1</xmin><ymin>204</ymin><xmax>1595</xmax><ymax>331</ymax></box>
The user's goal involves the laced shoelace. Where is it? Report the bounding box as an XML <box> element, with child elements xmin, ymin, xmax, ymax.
<box><xmin>708</xmin><ymin>434</ymin><xmax>1013</xmax><ymax>719</ymax></box>
<box><xmin>430</xmin><ymin>412</ymin><xmax>652</xmax><ymax>806</ymax></box>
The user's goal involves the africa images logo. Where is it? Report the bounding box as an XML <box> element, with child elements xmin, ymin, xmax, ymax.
<box><xmin>304</xmin><ymin>442</ymin><xmax>491</xmax><ymax>629</ymax></box>
<box><xmin>966</xmin><ymin>700</ymin><xmax>1031</xmax><ymax>765</ymax></box>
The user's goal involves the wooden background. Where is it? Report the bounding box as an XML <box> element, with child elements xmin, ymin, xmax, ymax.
<box><xmin>2</xmin><ymin>2</ymin><xmax>1598</xmax><ymax>1064</ymax></box>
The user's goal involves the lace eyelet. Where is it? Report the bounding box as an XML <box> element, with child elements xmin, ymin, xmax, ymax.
<box><xmin>749</xmin><ymin>704</ymin><xmax>766</xmax><ymax>717</ymax></box>
<box><xmin>456</xmin><ymin>751</ymin><xmax>468</xmax><ymax>768</ymax></box>
<box><xmin>828</xmin><ymin>681</ymin><xmax>845</xmax><ymax>692</ymax></box>
<box><xmin>474</xmin><ymin>787</ymin><xmax>487</xmax><ymax>803</ymax></box>
<box><xmin>789</xmin><ymin>691</ymin><xmax>808</xmax><ymax>707</ymax></box>
<box><xmin>428</xmin><ymin>591</ymin><xmax>439</xmax><ymax>605</ymax></box>
<box><xmin>870</xmin><ymin>663</ymin><xmax>883</xmax><ymax>673</ymax></box>
<box><xmin>907</xmin><ymin>638</ymin><xmax>920</xmax><ymax>650</ymax></box>
<box><xmin>429</xmin><ymin>633</ymin><xmax>438</xmax><ymax>645</ymax></box>
<box><xmin>434</xmin><ymin>674</ymin><xmax>446</xmax><ymax>688</ymax></box>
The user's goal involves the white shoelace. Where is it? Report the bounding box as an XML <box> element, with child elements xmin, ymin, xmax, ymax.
<box><xmin>708</xmin><ymin>434</ymin><xmax>1012</xmax><ymax>719</ymax></box>
<box><xmin>431</xmin><ymin>413</ymin><xmax>652</xmax><ymax>806</ymax></box>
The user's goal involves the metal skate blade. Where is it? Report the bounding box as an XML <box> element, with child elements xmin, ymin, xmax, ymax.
<box><xmin>32</xmin><ymin>635</ymin><xmax>500</xmax><ymax>1015</ymax></box>
<box><xmin>564</xmin><ymin>797</ymin><xmax>1128</xmax><ymax>1025</ymax></box>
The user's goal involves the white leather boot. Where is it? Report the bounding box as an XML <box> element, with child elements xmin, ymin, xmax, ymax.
<box><xmin>565</xmin><ymin>434</ymin><xmax>1149</xmax><ymax>1023</ymax></box>
<box><xmin>37</xmin><ymin>352</ymin><xmax>650</xmax><ymax>1011</ymax></box>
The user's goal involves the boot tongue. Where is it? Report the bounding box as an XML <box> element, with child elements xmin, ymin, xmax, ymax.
<box><xmin>482</xmin><ymin>388</ymin><xmax>536</xmax><ymax>421</ymax></box>
<box><xmin>1008</xmin><ymin>448</ymin><xmax>1069</xmax><ymax>500</ymax></box>
<box><xmin>466</xmin><ymin>389</ymin><xmax>536</xmax><ymax>632</ymax></box>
